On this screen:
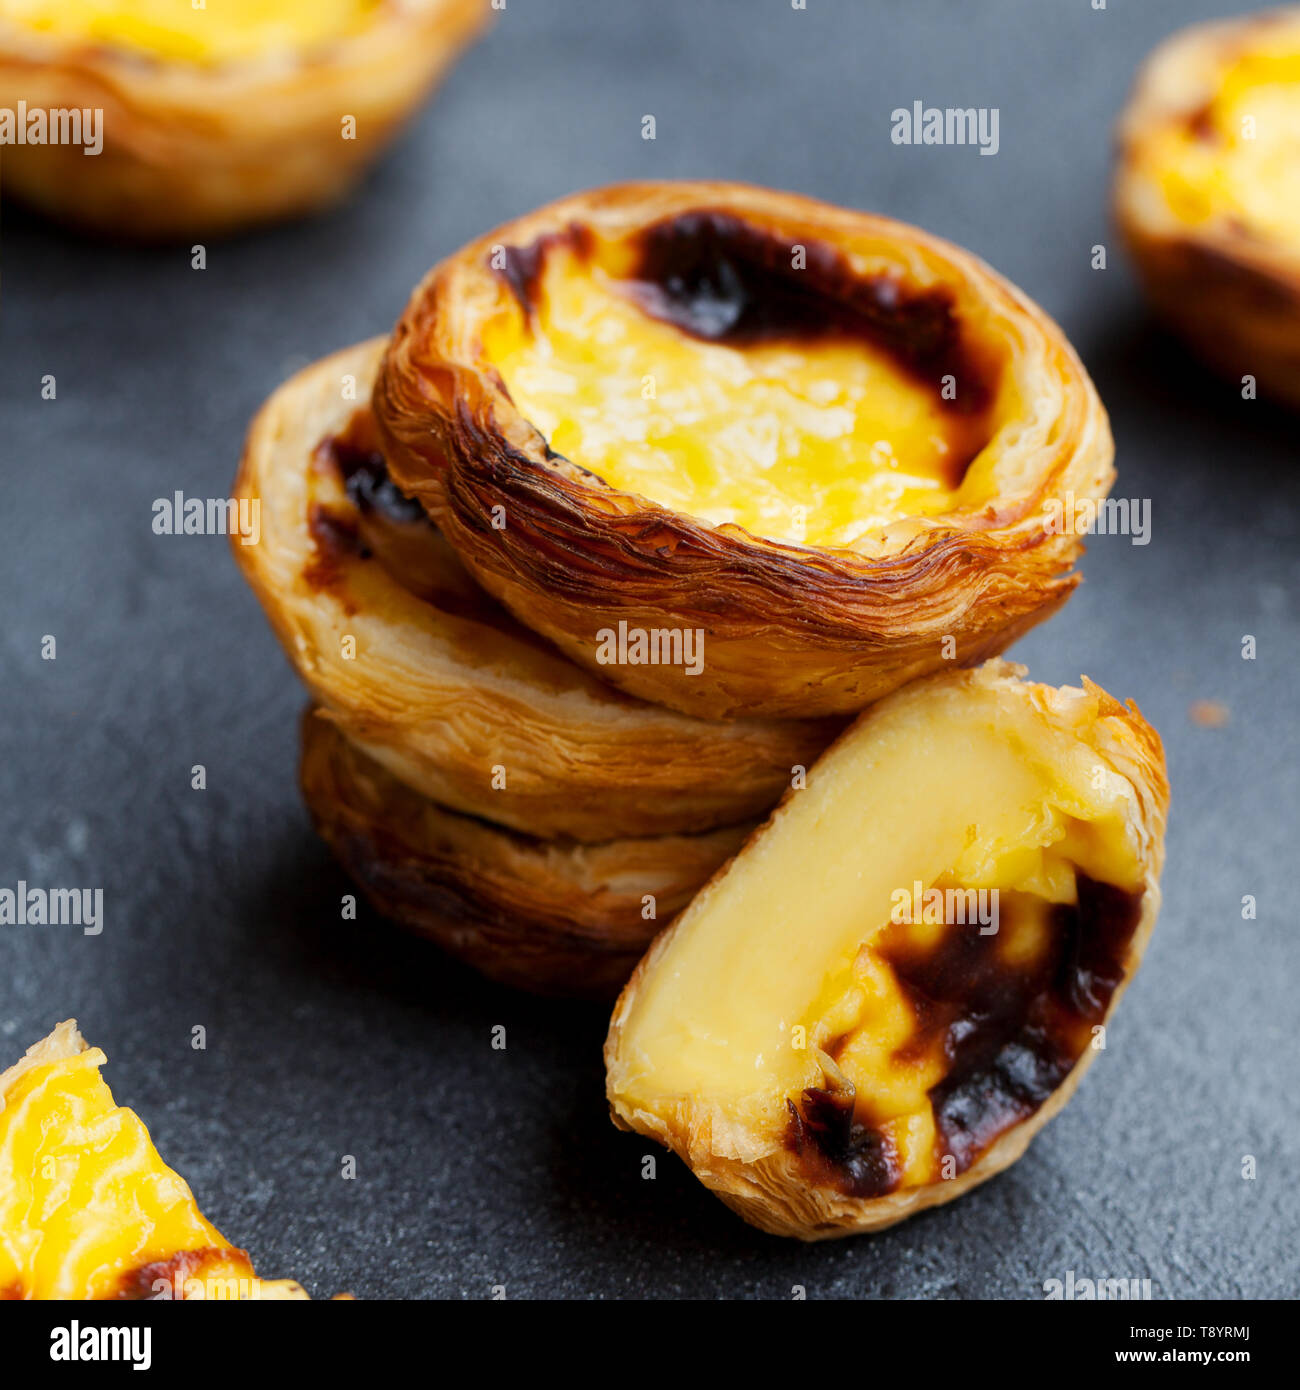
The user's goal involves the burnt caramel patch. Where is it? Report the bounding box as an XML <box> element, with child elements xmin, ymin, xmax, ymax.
<box><xmin>306</xmin><ymin>427</ymin><xmax>553</xmax><ymax>638</ymax></box>
<box><xmin>303</xmin><ymin>501</ymin><xmax>365</xmax><ymax>600</ymax></box>
<box><xmin>785</xmin><ymin>1085</ymin><xmax>903</xmax><ymax>1199</ymax></box>
<box><xmin>493</xmin><ymin>222</ymin><xmax>595</xmax><ymax>319</ymax></box>
<box><xmin>1186</xmin><ymin>100</ymin><xmax>1219</xmax><ymax>143</ymax></box>
<box><xmin>319</xmin><ymin>430</ymin><xmax>427</xmax><ymax>526</ymax></box>
<box><xmin>786</xmin><ymin>876</ymin><xmax>1143</xmax><ymax>1198</ymax></box>
<box><xmin>624</xmin><ymin>211</ymin><xmax>996</xmax><ymax>419</ymax></box>
<box><xmin>114</xmin><ymin>1246</ymin><xmax>250</xmax><ymax>1300</ymax></box>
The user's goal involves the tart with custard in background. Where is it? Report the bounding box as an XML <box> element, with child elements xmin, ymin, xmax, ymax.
<box><xmin>0</xmin><ymin>0</ymin><xmax>490</xmax><ymax>238</ymax></box>
<box><xmin>1116</xmin><ymin>6</ymin><xmax>1300</xmax><ymax>406</ymax></box>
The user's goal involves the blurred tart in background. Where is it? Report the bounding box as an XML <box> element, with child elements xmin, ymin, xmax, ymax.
<box><xmin>1116</xmin><ymin>7</ymin><xmax>1300</xmax><ymax>406</ymax></box>
<box><xmin>0</xmin><ymin>0</ymin><xmax>490</xmax><ymax>238</ymax></box>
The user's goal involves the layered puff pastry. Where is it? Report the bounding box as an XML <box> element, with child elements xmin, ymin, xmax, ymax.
<box><xmin>300</xmin><ymin>709</ymin><xmax>752</xmax><ymax>998</ymax></box>
<box><xmin>0</xmin><ymin>0</ymin><xmax>489</xmax><ymax>239</ymax></box>
<box><xmin>0</xmin><ymin>1021</ymin><xmax>312</xmax><ymax>1299</ymax></box>
<box><xmin>1116</xmin><ymin>8</ymin><xmax>1300</xmax><ymax>406</ymax></box>
<box><xmin>606</xmin><ymin>662</ymin><xmax>1168</xmax><ymax>1240</ymax></box>
<box><xmin>375</xmin><ymin>181</ymin><xmax>1115</xmax><ymax>720</ymax></box>
<box><xmin>233</xmin><ymin>339</ymin><xmax>834</xmax><ymax>844</ymax></box>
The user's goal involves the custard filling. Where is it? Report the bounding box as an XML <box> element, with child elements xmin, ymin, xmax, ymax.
<box><xmin>609</xmin><ymin>678</ymin><xmax>1145</xmax><ymax>1196</ymax></box>
<box><xmin>1152</xmin><ymin>48</ymin><xmax>1300</xmax><ymax>252</ymax></box>
<box><xmin>0</xmin><ymin>0</ymin><xmax>381</xmax><ymax>64</ymax></box>
<box><xmin>0</xmin><ymin>1030</ymin><xmax>293</xmax><ymax>1299</ymax></box>
<box><xmin>482</xmin><ymin>224</ymin><xmax>1005</xmax><ymax>549</ymax></box>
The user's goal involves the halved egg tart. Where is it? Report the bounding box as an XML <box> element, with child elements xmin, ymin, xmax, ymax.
<box><xmin>1116</xmin><ymin>8</ymin><xmax>1300</xmax><ymax>405</ymax></box>
<box><xmin>301</xmin><ymin>709</ymin><xmax>752</xmax><ymax>997</ymax></box>
<box><xmin>233</xmin><ymin>339</ymin><xmax>834</xmax><ymax>842</ymax></box>
<box><xmin>1</xmin><ymin>1020</ymin><xmax>313</xmax><ymax>1298</ymax></box>
<box><xmin>375</xmin><ymin>182</ymin><xmax>1115</xmax><ymax>719</ymax></box>
<box><xmin>605</xmin><ymin>661</ymin><xmax>1168</xmax><ymax>1239</ymax></box>
<box><xmin>0</xmin><ymin>0</ymin><xmax>489</xmax><ymax>239</ymax></box>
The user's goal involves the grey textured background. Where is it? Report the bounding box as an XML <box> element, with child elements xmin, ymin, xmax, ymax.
<box><xmin>1</xmin><ymin>0</ymin><xmax>1296</xmax><ymax>1300</ymax></box>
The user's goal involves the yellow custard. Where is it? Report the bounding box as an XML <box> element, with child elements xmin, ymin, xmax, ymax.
<box><xmin>1153</xmin><ymin>49</ymin><xmax>1300</xmax><ymax>253</ymax></box>
<box><xmin>0</xmin><ymin>0</ymin><xmax>382</xmax><ymax>64</ymax></box>
<box><xmin>610</xmin><ymin>676</ymin><xmax>1143</xmax><ymax>1192</ymax></box>
<box><xmin>483</xmin><ymin>245</ymin><xmax>997</xmax><ymax>550</ymax></box>
<box><xmin>0</xmin><ymin>1023</ymin><xmax>305</xmax><ymax>1300</ymax></box>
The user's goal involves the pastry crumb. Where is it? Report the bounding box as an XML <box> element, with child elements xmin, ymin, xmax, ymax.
<box><xmin>1189</xmin><ymin>699</ymin><xmax>1229</xmax><ymax>728</ymax></box>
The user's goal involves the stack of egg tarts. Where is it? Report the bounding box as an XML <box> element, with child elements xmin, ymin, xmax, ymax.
<box><xmin>235</xmin><ymin>181</ymin><xmax>1169</xmax><ymax>1238</ymax></box>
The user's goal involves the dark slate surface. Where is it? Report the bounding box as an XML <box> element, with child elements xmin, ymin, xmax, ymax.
<box><xmin>1</xmin><ymin>0</ymin><xmax>1295</xmax><ymax>1300</ymax></box>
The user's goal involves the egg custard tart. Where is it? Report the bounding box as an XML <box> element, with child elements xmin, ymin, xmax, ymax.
<box><xmin>234</xmin><ymin>339</ymin><xmax>834</xmax><ymax>842</ymax></box>
<box><xmin>1116</xmin><ymin>8</ymin><xmax>1300</xmax><ymax>405</ymax></box>
<box><xmin>300</xmin><ymin>709</ymin><xmax>752</xmax><ymax>998</ymax></box>
<box><xmin>0</xmin><ymin>1020</ymin><xmax>311</xmax><ymax>1299</ymax></box>
<box><xmin>605</xmin><ymin>661</ymin><xmax>1168</xmax><ymax>1239</ymax></box>
<box><xmin>0</xmin><ymin>0</ymin><xmax>489</xmax><ymax>239</ymax></box>
<box><xmin>375</xmin><ymin>182</ymin><xmax>1115</xmax><ymax>720</ymax></box>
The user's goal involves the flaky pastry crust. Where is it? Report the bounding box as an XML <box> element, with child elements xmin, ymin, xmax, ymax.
<box><xmin>605</xmin><ymin>661</ymin><xmax>1169</xmax><ymax>1239</ymax></box>
<box><xmin>0</xmin><ymin>0</ymin><xmax>489</xmax><ymax>239</ymax></box>
<box><xmin>299</xmin><ymin>708</ymin><xmax>752</xmax><ymax>997</ymax></box>
<box><xmin>375</xmin><ymin>181</ymin><xmax>1114</xmax><ymax>719</ymax></box>
<box><xmin>1115</xmin><ymin>8</ymin><xmax>1300</xmax><ymax>405</ymax></box>
<box><xmin>232</xmin><ymin>338</ymin><xmax>834</xmax><ymax>842</ymax></box>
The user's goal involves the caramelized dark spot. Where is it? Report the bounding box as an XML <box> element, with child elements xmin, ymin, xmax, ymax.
<box><xmin>304</xmin><ymin>502</ymin><xmax>365</xmax><ymax>589</ymax></box>
<box><xmin>1186</xmin><ymin>101</ymin><xmax>1218</xmax><ymax>143</ymax></box>
<box><xmin>114</xmin><ymin>1247</ymin><xmax>249</xmax><ymax>1300</ymax></box>
<box><xmin>624</xmin><ymin>211</ymin><xmax>996</xmax><ymax>418</ymax></box>
<box><xmin>786</xmin><ymin>876</ymin><xmax>1143</xmax><ymax>1197</ymax></box>
<box><xmin>786</xmin><ymin>1086</ymin><xmax>902</xmax><ymax>1199</ymax></box>
<box><xmin>321</xmin><ymin>433</ymin><xmax>428</xmax><ymax>526</ymax></box>
<box><xmin>493</xmin><ymin>223</ymin><xmax>594</xmax><ymax>319</ymax></box>
<box><xmin>306</xmin><ymin>426</ymin><xmax>560</xmax><ymax>644</ymax></box>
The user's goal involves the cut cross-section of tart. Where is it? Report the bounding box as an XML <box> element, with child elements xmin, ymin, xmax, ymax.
<box><xmin>605</xmin><ymin>661</ymin><xmax>1168</xmax><ymax>1239</ymax></box>
<box><xmin>1116</xmin><ymin>8</ymin><xmax>1300</xmax><ymax>406</ymax></box>
<box><xmin>233</xmin><ymin>338</ymin><xmax>834</xmax><ymax>842</ymax></box>
<box><xmin>0</xmin><ymin>1020</ymin><xmax>312</xmax><ymax>1299</ymax></box>
<box><xmin>299</xmin><ymin>707</ymin><xmax>753</xmax><ymax>997</ymax></box>
<box><xmin>0</xmin><ymin>0</ymin><xmax>491</xmax><ymax>239</ymax></box>
<box><xmin>376</xmin><ymin>181</ymin><xmax>1115</xmax><ymax>718</ymax></box>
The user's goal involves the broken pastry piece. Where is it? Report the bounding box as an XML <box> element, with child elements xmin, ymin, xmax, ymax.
<box><xmin>376</xmin><ymin>181</ymin><xmax>1114</xmax><ymax>719</ymax></box>
<box><xmin>1116</xmin><ymin>8</ymin><xmax>1300</xmax><ymax>406</ymax></box>
<box><xmin>299</xmin><ymin>708</ymin><xmax>752</xmax><ymax>997</ymax></box>
<box><xmin>0</xmin><ymin>1021</ymin><xmax>312</xmax><ymax>1298</ymax></box>
<box><xmin>605</xmin><ymin>662</ymin><xmax>1168</xmax><ymax>1239</ymax></box>
<box><xmin>233</xmin><ymin>339</ymin><xmax>833</xmax><ymax>843</ymax></box>
<box><xmin>0</xmin><ymin>0</ymin><xmax>490</xmax><ymax>238</ymax></box>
